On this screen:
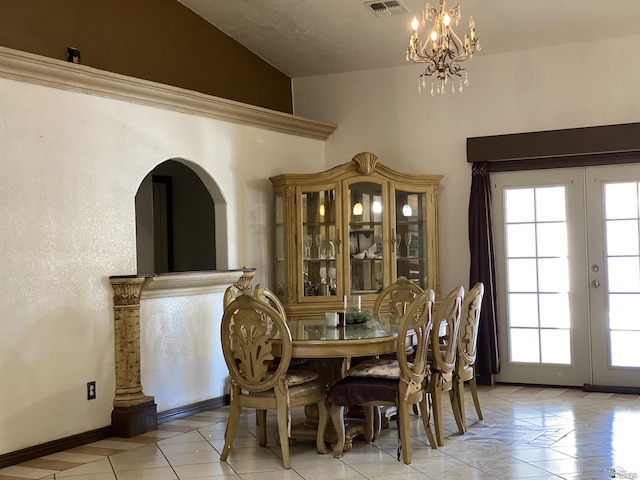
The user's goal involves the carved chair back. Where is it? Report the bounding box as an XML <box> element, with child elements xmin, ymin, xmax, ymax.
<box><xmin>373</xmin><ymin>276</ymin><xmax>425</xmax><ymax>318</ymax></box>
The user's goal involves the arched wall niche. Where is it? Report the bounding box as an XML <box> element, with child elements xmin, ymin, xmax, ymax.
<box><xmin>135</xmin><ymin>158</ymin><xmax>228</xmax><ymax>274</ymax></box>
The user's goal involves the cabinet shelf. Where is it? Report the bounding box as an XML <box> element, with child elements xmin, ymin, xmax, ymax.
<box><xmin>349</xmin><ymin>228</ymin><xmax>375</xmax><ymax>235</ymax></box>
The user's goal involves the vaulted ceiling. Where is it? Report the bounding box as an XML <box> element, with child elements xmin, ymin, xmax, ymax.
<box><xmin>178</xmin><ymin>0</ymin><xmax>640</xmax><ymax>78</ymax></box>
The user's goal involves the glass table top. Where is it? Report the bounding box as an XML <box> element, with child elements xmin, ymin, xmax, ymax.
<box><xmin>286</xmin><ymin>314</ymin><xmax>403</xmax><ymax>342</ymax></box>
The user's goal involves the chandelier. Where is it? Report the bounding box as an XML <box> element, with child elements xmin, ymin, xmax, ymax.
<box><xmin>406</xmin><ymin>0</ymin><xmax>480</xmax><ymax>95</ymax></box>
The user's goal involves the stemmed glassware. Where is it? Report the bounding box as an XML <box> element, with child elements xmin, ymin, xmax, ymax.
<box><xmin>395</xmin><ymin>234</ymin><xmax>401</xmax><ymax>256</ymax></box>
<box><xmin>304</xmin><ymin>234</ymin><xmax>312</xmax><ymax>259</ymax></box>
<box><xmin>404</xmin><ymin>233</ymin><xmax>412</xmax><ymax>257</ymax></box>
<box><xmin>315</xmin><ymin>234</ymin><xmax>324</xmax><ymax>259</ymax></box>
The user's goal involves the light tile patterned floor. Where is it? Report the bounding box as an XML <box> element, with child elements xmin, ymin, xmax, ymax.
<box><xmin>2</xmin><ymin>385</ymin><xmax>639</xmax><ymax>479</ymax></box>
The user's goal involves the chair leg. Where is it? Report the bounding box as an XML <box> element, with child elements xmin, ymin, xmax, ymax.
<box><xmin>363</xmin><ymin>405</ymin><xmax>379</xmax><ymax>443</ymax></box>
<box><xmin>275</xmin><ymin>397</ymin><xmax>291</xmax><ymax>469</ymax></box>
<box><xmin>256</xmin><ymin>409</ymin><xmax>267</xmax><ymax>447</ymax></box>
<box><xmin>456</xmin><ymin>378</ymin><xmax>467</xmax><ymax>431</ymax></box>
<box><xmin>330</xmin><ymin>405</ymin><xmax>346</xmax><ymax>458</ymax></box>
<box><xmin>418</xmin><ymin>395</ymin><xmax>437</xmax><ymax>449</ymax></box>
<box><xmin>316</xmin><ymin>400</ymin><xmax>329</xmax><ymax>454</ymax></box>
<box><xmin>372</xmin><ymin>406</ymin><xmax>382</xmax><ymax>441</ymax></box>
<box><xmin>363</xmin><ymin>406</ymin><xmax>373</xmax><ymax>443</ymax></box>
<box><xmin>469</xmin><ymin>375</ymin><xmax>483</xmax><ymax>420</ymax></box>
<box><xmin>449</xmin><ymin>388</ymin><xmax>465</xmax><ymax>434</ymax></box>
<box><xmin>220</xmin><ymin>399</ymin><xmax>241</xmax><ymax>461</ymax></box>
<box><xmin>397</xmin><ymin>402</ymin><xmax>411</xmax><ymax>464</ymax></box>
<box><xmin>431</xmin><ymin>382</ymin><xmax>444</xmax><ymax>446</ymax></box>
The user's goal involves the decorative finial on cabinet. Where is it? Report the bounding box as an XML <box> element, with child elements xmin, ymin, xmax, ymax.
<box><xmin>352</xmin><ymin>152</ymin><xmax>379</xmax><ymax>175</ymax></box>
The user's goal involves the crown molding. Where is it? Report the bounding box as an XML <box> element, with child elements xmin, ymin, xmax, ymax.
<box><xmin>0</xmin><ymin>46</ymin><xmax>336</xmax><ymax>140</ymax></box>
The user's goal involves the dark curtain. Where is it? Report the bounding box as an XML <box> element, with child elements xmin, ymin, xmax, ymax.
<box><xmin>468</xmin><ymin>162</ymin><xmax>500</xmax><ymax>384</ymax></box>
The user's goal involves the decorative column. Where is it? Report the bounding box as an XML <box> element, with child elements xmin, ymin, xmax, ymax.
<box><xmin>109</xmin><ymin>276</ymin><xmax>157</xmax><ymax>437</ymax></box>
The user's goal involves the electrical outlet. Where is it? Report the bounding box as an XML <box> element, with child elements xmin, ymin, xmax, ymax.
<box><xmin>87</xmin><ymin>381</ymin><xmax>96</xmax><ymax>400</ymax></box>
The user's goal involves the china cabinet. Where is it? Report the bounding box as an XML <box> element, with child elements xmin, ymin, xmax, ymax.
<box><xmin>270</xmin><ymin>152</ymin><xmax>441</xmax><ymax>317</ymax></box>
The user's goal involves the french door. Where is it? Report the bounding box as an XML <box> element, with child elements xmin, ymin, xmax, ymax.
<box><xmin>492</xmin><ymin>164</ymin><xmax>640</xmax><ymax>388</ymax></box>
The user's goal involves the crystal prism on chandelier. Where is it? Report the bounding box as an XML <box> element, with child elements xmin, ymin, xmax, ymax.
<box><xmin>406</xmin><ymin>0</ymin><xmax>480</xmax><ymax>96</ymax></box>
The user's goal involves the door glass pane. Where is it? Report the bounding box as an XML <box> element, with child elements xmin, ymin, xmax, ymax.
<box><xmin>349</xmin><ymin>182</ymin><xmax>383</xmax><ymax>295</ymax></box>
<box><xmin>505</xmin><ymin>189</ymin><xmax>534</xmax><ymax>222</ymax></box>
<box><xmin>539</xmin><ymin>293</ymin><xmax>570</xmax><ymax>328</ymax></box>
<box><xmin>611</xmin><ymin>331</ymin><xmax>640</xmax><ymax>367</ymax></box>
<box><xmin>510</xmin><ymin>328</ymin><xmax>540</xmax><ymax>363</ymax></box>
<box><xmin>605</xmin><ymin>182</ymin><xmax>639</xmax><ymax>219</ymax></box>
<box><xmin>609</xmin><ymin>294</ymin><xmax>640</xmax><ymax>330</ymax></box>
<box><xmin>507</xmin><ymin>259</ymin><xmax>537</xmax><ymax>291</ymax></box>
<box><xmin>506</xmin><ymin>224</ymin><xmax>536</xmax><ymax>257</ymax></box>
<box><xmin>537</xmin><ymin>223</ymin><xmax>568</xmax><ymax>257</ymax></box>
<box><xmin>538</xmin><ymin>258</ymin><xmax>569</xmax><ymax>292</ymax></box>
<box><xmin>394</xmin><ymin>189</ymin><xmax>427</xmax><ymax>289</ymax></box>
<box><xmin>606</xmin><ymin>220</ymin><xmax>639</xmax><ymax>256</ymax></box>
<box><xmin>302</xmin><ymin>189</ymin><xmax>337</xmax><ymax>298</ymax></box>
<box><xmin>607</xmin><ymin>257</ymin><xmax>640</xmax><ymax>292</ymax></box>
<box><xmin>540</xmin><ymin>329</ymin><xmax>571</xmax><ymax>364</ymax></box>
<box><xmin>508</xmin><ymin>293</ymin><xmax>538</xmax><ymax>327</ymax></box>
<box><xmin>504</xmin><ymin>186</ymin><xmax>572</xmax><ymax>365</ymax></box>
<box><xmin>604</xmin><ymin>182</ymin><xmax>640</xmax><ymax>367</ymax></box>
<box><xmin>536</xmin><ymin>186</ymin><xmax>566</xmax><ymax>222</ymax></box>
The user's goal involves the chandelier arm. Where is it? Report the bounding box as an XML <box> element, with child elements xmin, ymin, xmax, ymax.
<box><xmin>423</xmin><ymin>64</ymin><xmax>437</xmax><ymax>76</ymax></box>
<box><xmin>445</xmin><ymin>29</ymin><xmax>465</xmax><ymax>58</ymax></box>
<box><xmin>448</xmin><ymin>63</ymin><xmax>463</xmax><ymax>77</ymax></box>
<box><xmin>415</xmin><ymin>41</ymin><xmax>436</xmax><ymax>63</ymax></box>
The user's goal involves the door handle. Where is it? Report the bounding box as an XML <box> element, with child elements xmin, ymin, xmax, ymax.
<box><xmin>591</xmin><ymin>279</ymin><xmax>600</xmax><ymax>288</ymax></box>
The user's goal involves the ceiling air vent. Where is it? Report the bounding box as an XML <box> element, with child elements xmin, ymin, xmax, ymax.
<box><xmin>364</xmin><ymin>0</ymin><xmax>409</xmax><ymax>17</ymax></box>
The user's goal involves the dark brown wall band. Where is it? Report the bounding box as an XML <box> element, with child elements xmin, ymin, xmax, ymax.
<box><xmin>467</xmin><ymin>122</ymin><xmax>640</xmax><ymax>172</ymax></box>
<box><xmin>0</xmin><ymin>0</ymin><xmax>293</xmax><ymax>113</ymax></box>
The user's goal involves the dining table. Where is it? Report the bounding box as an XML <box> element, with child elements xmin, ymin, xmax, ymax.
<box><xmin>279</xmin><ymin>313</ymin><xmax>412</xmax><ymax>451</ymax></box>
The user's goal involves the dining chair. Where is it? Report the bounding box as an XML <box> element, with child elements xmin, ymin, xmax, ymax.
<box><xmin>373</xmin><ymin>276</ymin><xmax>424</xmax><ymax>317</ymax></box>
<box><xmin>428</xmin><ymin>285</ymin><xmax>465</xmax><ymax>446</ymax></box>
<box><xmin>226</xmin><ymin>283</ymin><xmax>287</xmax><ymax>320</ymax></box>
<box><xmin>453</xmin><ymin>282</ymin><xmax>485</xmax><ymax>431</ymax></box>
<box><xmin>219</xmin><ymin>294</ymin><xmax>328</xmax><ymax>469</ymax></box>
<box><xmin>326</xmin><ymin>289</ymin><xmax>437</xmax><ymax>464</ymax></box>
<box><xmin>368</xmin><ymin>276</ymin><xmax>425</xmax><ymax>428</ymax></box>
<box><xmin>223</xmin><ymin>284</ymin><xmax>244</xmax><ymax>309</ymax></box>
<box><xmin>254</xmin><ymin>283</ymin><xmax>287</xmax><ymax>319</ymax></box>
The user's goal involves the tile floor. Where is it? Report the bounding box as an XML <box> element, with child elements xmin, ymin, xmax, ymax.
<box><xmin>2</xmin><ymin>385</ymin><xmax>640</xmax><ymax>480</ymax></box>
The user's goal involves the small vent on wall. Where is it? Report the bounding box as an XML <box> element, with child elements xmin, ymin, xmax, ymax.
<box><xmin>364</xmin><ymin>0</ymin><xmax>409</xmax><ymax>17</ymax></box>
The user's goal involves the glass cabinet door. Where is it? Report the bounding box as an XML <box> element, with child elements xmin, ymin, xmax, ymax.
<box><xmin>301</xmin><ymin>188</ymin><xmax>338</xmax><ymax>298</ymax></box>
<box><xmin>348</xmin><ymin>181</ymin><xmax>384</xmax><ymax>295</ymax></box>
<box><xmin>274</xmin><ymin>191</ymin><xmax>286</xmax><ymax>296</ymax></box>
<box><xmin>394</xmin><ymin>189</ymin><xmax>428</xmax><ymax>288</ymax></box>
